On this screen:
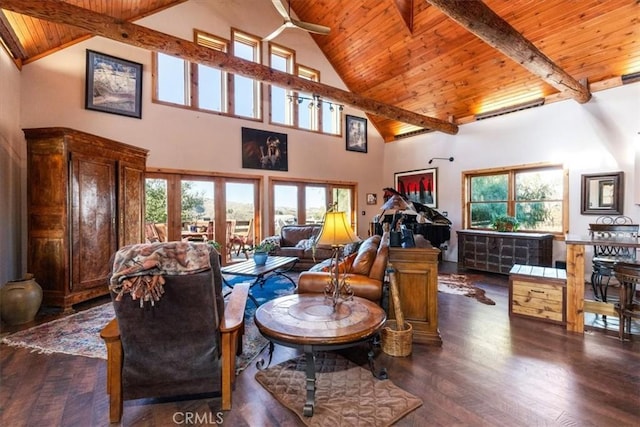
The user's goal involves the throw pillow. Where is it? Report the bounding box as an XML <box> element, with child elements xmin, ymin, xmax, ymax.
<box><xmin>320</xmin><ymin>253</ymin><xmax>358</xmax><ymax>273</ymax></box>
<box><xmin>343</xmin><ymin>240</ymin><xmax>363</xmax><ymax>257</ymax></box>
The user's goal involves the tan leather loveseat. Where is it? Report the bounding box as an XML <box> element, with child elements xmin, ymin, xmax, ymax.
<box><xmin>296</xmin><ymin>232</ymin><xmax>390</xmax><ymax>304</ymax></box>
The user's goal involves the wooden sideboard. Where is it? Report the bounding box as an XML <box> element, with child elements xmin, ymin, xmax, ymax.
<box><xmin>25</xmin><ymin>127</ymin><xmax>148</xmax><ymax>310</ymax></box>
<box><xmin>457</xmin><ymin>230</ymin><xmax>554</xmax><ymax>274</ymax></box>
<box><xmin>387</xmin><ymin>237</ymin><xmax>441</xmax><ymax>345</ymax></box>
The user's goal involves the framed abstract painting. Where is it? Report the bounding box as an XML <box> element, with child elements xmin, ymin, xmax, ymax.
<box><xmin>394</xmin><ymin>168</ymin><xmax>438</xmax><ymax>208</ymax></box>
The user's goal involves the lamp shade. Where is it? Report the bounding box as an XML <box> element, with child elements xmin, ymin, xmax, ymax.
<box><xmin>316</xmin><ymin>211</ymin><xmax>360</xmax><ymax>247</ymax></box>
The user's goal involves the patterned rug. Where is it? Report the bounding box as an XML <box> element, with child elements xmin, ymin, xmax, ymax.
<box><xmin>438</xmin><ymin>273</ymin><xmax>496</xmax><ymax>305</ymax></box>
<box><xmin>255</xmin><ymin>352</ymin><xmax>423</xmax><ymax>426</ymax></box>
<box><xmin>1</xmin><ymin>273</ymin><xmax>297</xmax><ymax>373</ymax></box>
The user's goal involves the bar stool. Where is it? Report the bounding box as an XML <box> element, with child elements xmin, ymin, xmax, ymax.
<box><xmin>613</xmin><ymin>262</ymin><xmax>640</xmax><ymax>340</ymax></box>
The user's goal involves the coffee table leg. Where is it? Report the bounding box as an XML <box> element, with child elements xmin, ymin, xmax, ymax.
<box><xmin>303</xmin><ymin>349</ymin><xmax>316</xmax><ymax>417</ymax></box>
<box><xmin>368</xmin><ymin>339</ymin><xmax>388</xmax><ymax>380</ymax></box>
<box><xmin>256</xmin><ymin>341</ymin><xmax>275</xmax><ymax>370</ymax></box>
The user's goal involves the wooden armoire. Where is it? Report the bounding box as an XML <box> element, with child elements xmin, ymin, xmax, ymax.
<box><xmin>25</xmin><ymin>127</ymin><xmax>148</xmax><ymax>311</ymax></box>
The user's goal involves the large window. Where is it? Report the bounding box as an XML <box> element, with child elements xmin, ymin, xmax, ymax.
<box><xmin>269</xmin><ymin>178</ymin><xmax>356</xmax><ymax>236</ymax></box>
<box><xmin>153</xmin><ymin>29</ymin><xmax>261</xmax><ymax>119</ymax></box>
<box><xmin>268</xmin><ymin>44</ymin><xmax>341</xmax><ymax>135</ymax></box>
<box><xmin>464</xmin><ymin>164</ymin><xmax>567</xmax><ymax>234</ymax></box>
<box><xmin>232</xmin><ymin>29</ymin><xmax>261</xmax><ymax>119</ymax></box>
<box><xmin>145</xmin><ymin>172</ymin><xmax>261</xmax><ymax>265</ymax></box>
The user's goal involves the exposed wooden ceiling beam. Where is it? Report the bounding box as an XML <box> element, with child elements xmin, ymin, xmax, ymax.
<box><xmin>0</xmin><ymin>10</ymin><xmax>26</xmax><ymax>64</ymax></box>
<box><xmin>0</xmin><ymin>0</ymin><xmax>459</xmax><ymax>135</ymax></box>
<box><xmin>426</xmin><ymin>0</ymin><xmax>592</xmax><ymax>104</ymax></box>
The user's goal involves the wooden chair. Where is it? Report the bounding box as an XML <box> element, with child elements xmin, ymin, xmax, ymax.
<box><xmin>613</xmin><ymin>262</ymin><xmax>640</xmax><ymax>340</ymax></box>
<box><xmin>100</xmin><ymin>244</ymin><xmax>248</xmax><ymax>423</ymax></box>
<box><xmin>588</xmin><ymin>216</ymin><xmax>638</xmax><ymax>302</ymax></box>
<box><xmin>232</xmin><ymin>219</ymin><xmax>255</xmax><ymax>258</ymax></box>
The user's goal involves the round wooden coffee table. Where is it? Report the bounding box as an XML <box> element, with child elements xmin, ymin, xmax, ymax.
<box><xmin>254</xmin><ymin>293</ymin><xmax>387</xmax><ymax>416</ymax></box>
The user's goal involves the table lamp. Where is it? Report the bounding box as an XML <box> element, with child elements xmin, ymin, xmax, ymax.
<box><xmin>316</xmin><ymin>205</ymin><xmax>361</xmax><ymax>307</ymax></box>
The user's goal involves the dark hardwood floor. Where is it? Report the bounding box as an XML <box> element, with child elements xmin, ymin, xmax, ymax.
<box><xmin>2</xmin><ymin>262</ymin><xmax>639</xmax><ymax>426</ymax></box>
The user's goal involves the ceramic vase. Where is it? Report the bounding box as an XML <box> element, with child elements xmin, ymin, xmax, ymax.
<box><xmin>254</xmin><ymin>252</ymin><xmax>268</xmax><ymax>266</ymax></box>
<box><xmin>0</xmin><ymin>273</ymin><xmax>43</xmax><ymax>325</ymax></box>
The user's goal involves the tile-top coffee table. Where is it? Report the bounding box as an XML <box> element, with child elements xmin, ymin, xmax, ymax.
<box><xmin>254</xmin><ymin>293</ymin><xmax>387</xmax><ymax>416</ymax></box>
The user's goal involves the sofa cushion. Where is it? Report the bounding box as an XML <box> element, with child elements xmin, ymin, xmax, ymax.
<box><xmin>280</xmin><ymin>225</ymin><xmax>322</xmax><ymax>247</ymax></box>
<box><xmin>274</xmin><ymin>247</ymin><xmax>305</xmax><ymax>258</ymax></box>
<box><xmin>351</xmin><ymin>235</ymin><xmax>381</xmax><ymax>276</ymax></box>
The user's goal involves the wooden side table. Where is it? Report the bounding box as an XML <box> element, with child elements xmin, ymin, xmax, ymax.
<box><xmin>254</xmin><ymin>294</ymin><xmax>387</xmax><ymax>417</ymax></box>
<box><xmin>388</xmin><ymin>238</ymin><xmax>442</xmax><ymax>345</ymax></box>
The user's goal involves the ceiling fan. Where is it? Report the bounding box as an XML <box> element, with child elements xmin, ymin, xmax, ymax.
<box><xmin>263</xmin><ymin>0</ymin><xmax>330</xmax><ymax>41</ymax></box>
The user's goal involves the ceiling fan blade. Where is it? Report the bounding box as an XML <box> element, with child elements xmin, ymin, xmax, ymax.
<box><xmin>263</xmin><ymin>24</ymin><xmax>288</xmax><ymax>42</ymax></box>
<box><xmin>290</xmin><ymin>18</ymin><xmax>331</xmax><ymax>35</ymax></box>
<box><xmin>271</xmin><ymin>0</ymin><xmax>291</xmax><ymax>20</ymax></box>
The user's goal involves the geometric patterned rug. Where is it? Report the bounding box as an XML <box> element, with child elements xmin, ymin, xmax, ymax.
<box><xmin>255</xmin><ymin>352</ymin><xmax>422</xmax><ymax>426</ymax></box>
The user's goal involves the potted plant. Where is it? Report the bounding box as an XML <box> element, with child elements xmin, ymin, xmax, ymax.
<box><xmin>492</xmin><ymin>215</ymin><xmax>520</xmax><ymax>232</ymax></box>
<box><xmin>251</xmin><ymin>240</ymin><xmax>277</xmax><ymax>266</ymax></box>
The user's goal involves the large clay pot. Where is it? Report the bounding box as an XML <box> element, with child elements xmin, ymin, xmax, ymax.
<box><xmin>0</xmin><ymin>274</ymin><xmax>43</xmax><ymax>325</ymax></box>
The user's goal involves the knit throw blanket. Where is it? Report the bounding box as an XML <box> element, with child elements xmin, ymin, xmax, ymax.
<box><xmin>109</xmin><ymin>242</ymin><xmax>211</xmax><ymax>306</ymax></box>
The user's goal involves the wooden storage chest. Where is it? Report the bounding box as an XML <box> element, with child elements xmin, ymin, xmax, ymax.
<box><xmin>457</xmin><ymin>230</ymin><xmax>554</xmax><ymax>274</ymax></box>
<box><xmin>509</xmin><ymin>264</ymin><xmax>566</xmax><ymax>325</ymax></box>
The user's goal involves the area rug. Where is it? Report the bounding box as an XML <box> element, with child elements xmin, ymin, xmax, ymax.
<box><xmin>255</xmin><ymin>352</ymin><xmax>422</xmax><ymax>426</ymax></box>
<box><xmin>438</xmin><ymin>273</ymin><xmax>495</xmax><ymax>305</ymax></box>
<box><xmin>1</xmin><ymin>273</ymin><xmax>297</xmax><ymax>373</ymax></box>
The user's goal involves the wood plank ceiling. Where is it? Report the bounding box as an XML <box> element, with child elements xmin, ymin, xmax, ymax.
<box><xmin>1</xmin><ymin>0</ymin><xmax>638</xmax><ymax>142</ymax></box>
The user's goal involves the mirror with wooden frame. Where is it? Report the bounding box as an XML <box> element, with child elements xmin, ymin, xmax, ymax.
<box><xmin>581</xmin><ymin>172</ymin><xmax>624</xmax><ymax>215</ymax></box>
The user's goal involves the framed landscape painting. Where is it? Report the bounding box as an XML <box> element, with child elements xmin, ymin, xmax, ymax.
<box><xmin>85</xmin><ymin>50</ymin><xmax>143</xmax><ymax>119</ymax></box>
<box><xmin>345</xmin><ymin>115</ymin><xmax>367</xmax><ymax>153</ymax></box>
<box><xmin>394</xmin><ymin>168</ymin><xmax>438</xmax><ymax>208</ymax></box>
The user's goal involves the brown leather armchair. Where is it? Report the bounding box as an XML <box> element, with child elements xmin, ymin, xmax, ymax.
<box><xmin>100</xmin><ymin>243</ymin><xmax>248</xmax><ymax>423</ymax></box>
<box><xmin>296</xmin><ymin>232</ymin><xmax>390</xmax><ymax>303</ymax></box>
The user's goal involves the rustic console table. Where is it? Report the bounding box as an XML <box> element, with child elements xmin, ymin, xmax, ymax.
<box><xmin>564</xmin><ymin>234</ymin><xmax>639</xmax><ymax>333</ymax></box>
<box><xmin>457</xmin><ymin>230</ymin><xmax>554</xmax><ymax>274</ymax></box>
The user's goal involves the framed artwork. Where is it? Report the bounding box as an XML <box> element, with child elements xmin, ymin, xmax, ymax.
<box><xmin>85</xmin><ymin>50</ymin><xmax>142</xmax><ymax>118</ymax></box>
<box><xmin>241</xmin><ymin>127</ymin><xmax>288</xmax><ymax>171</ymax></box>
<box><xmin>394</xmin><ymin>168</ymin><xmax>438</xmax><ymax>208</ymax></box>
<box><xmin>345</xmin><ymin>115</ymin><xmax>367</xmax><ymax>153</ymax></box>
<box><xmin>581</xmin><ymin>171</ymin><xmax>623</xmax><ymax>215</ymax></box>
<box><xmin>366</xmin><ymin>193</ymin><xmax>378</xmax><ymax>205</ymax></box>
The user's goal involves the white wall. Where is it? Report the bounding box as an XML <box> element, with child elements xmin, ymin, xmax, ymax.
<box><xmin>384</xmin><ymin>84</ymin><xmax>640</xmax><ymax>263</ymax></box>
<box><xmin>0</xmin><ymin>47</ymin><xmax>25</xmax><ymax>285</ymax></box>
<box><xmin>17</xmin><ymin>1</ymin><xmax>386</xmax><ymax>239</ymax></box>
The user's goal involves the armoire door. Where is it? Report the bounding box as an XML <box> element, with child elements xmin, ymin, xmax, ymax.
<box><xmin>119</xmin><ymin>161</ymin><xmax>146</xmax><ymax>246</ymax></box>
<box><xmin>70</xmin><ymin>153</ymin><xmax>117</xmax><ymax>292</ymax></box>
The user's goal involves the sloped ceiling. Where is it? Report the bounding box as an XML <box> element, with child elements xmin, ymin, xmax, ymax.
<box><xmin>1</xmin><ymin>0</ymin><xmax>638</xmax><ymax>141</ymax></box>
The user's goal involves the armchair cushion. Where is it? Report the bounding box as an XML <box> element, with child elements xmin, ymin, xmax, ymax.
<box><xmin>297</xmin><ymin>233</ymin><xmax>389</xmax><ymax>303</ymax></box>
<box><xmin>100</xmin><ymin>242</ymin><xmax>247</xmax><ymax>423</ymax></box>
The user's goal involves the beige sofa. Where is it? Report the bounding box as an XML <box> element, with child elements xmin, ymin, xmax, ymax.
<box><xmin>297</xmin><ymin>232</ymin><xmax>390</xmax><ymax>304</ymax></box>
